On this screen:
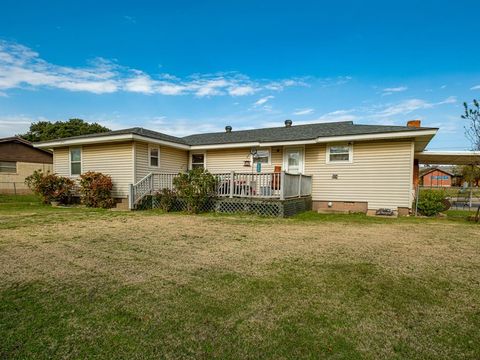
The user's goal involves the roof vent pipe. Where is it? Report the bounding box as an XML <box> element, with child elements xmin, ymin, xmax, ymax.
<box><xmin>285</xmin><ymin>119</ymin><xmax>293</xmax><ymax>127</ymax></box>
<box><xmin>225</xmin><ymin>125</ymin><xmax>232</xmax><ymax>133</ymax></box>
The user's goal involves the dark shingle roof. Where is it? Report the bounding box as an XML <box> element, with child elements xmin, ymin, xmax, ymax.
<box><xmin>35</xmin><ymin>121</ymin><xmax>437</xmax><ymax>147</ymax></box>
<box><xmin>35</xmin><ymin>127</ymin><xmax>188</xmax><ymax>145</ymax></box>
<box><xmin>182</xmin><ymin>121</ymin><xmax>436</xmax><ymax>146</ymax></box>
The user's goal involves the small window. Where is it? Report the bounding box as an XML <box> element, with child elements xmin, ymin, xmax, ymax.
<box><xmin>327</xmin><ymin>143</ymin><xmax>352</xmax><ymax>163</ymax></box>
<box><xmin>70</xmin><ymin>148</ymin><xmax>82</xmax><ymax>175</ymax></box>
<box><xmin>253</xmin><ymin>149</ymin><xmax>270</xmax><ymax>164</ymax></box>
<box><xmin>0</xmin><ymin>161</ymin><xmax>16</xmax><ymax>173</ymax></box>
<box><xmin>149</xmin><ymin>146</ymin><xmax>159</xmax><ymax>167</ymax></box>
<box><xmin>191</xmin><ymin>153</ymin><xmax>205</xmax><ymax>169</ymax></box>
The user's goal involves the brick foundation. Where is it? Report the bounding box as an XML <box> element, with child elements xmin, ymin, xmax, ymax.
<box><xmin>312</xmin><ymin>201</ymin><xmax>368</xmax><ymax>214</ymax></box>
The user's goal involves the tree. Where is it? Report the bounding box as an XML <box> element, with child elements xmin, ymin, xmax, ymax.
<box><xmin>457</xmin><ymin>165</ymin><xmax>480</xmax><ymax>187</ymax></box>
<box><xmin>461</xmin><ymin>99</ymin><xmax>480</xmax><ymax>150</ymax></box>
<box><xmin>19</xmin><ymin>118</ymin><xmax>110</xmax><ymax>142</ymax></box>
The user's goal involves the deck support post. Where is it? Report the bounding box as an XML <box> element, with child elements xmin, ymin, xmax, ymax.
<box><xmin>229</xmin><ymin>171</ymin><xmax>235</xmax><ymax>198</ymax></box>
<box><xmin>298</xmin><ymin>174</ymin><xmax>302</xmax><ymax>197</ymax></box>
<box><xmin>280</xmin><ymin>171</ymin><xmax>285</xmax><ymax>200</ymax></box>
<box><xmin>128</xmin><ymin>184</ymin><xmax>134</xmax><ymax>210</ymax></box>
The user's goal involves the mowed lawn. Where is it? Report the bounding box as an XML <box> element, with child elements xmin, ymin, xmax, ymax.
<box><xmin>1</xmin><ymin>196</ymin><xmax>479</xmax><ymax>359</ymax></box>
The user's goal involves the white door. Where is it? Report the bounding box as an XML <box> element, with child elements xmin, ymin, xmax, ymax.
<box><xmin>285</xmin><ymin>148</ymin><xmax>304</xmax><ymax>174</ymax></box>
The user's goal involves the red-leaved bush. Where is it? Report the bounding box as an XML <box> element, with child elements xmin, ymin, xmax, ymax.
<box><xmin>25</xmin><ymin>170</ymin><xmax>75</xmax><ymax>204</ymax></box>
<box><xmin>79</xmin><ymin>171</ymin><xmax>115</xmax><ymax>208</ymax></box>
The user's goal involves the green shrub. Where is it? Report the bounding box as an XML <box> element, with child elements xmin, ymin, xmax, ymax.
<box><xmin>25</xmin><ymin>170</ymin><xmax>75</xmax><ymax>204</ymax></box>
<box><xmin>417</xmin><ymin>189</ymin><xmax>448</xmax><ymax>216</ymax></box>
<box><xmin>173</xmin><ymin>168</ymin><xmax>217</xmax><ymax>213</ymax></box>
<box><xmin>79</xmin><ymin>171</ymin><xmax>115</xmax><ymax>208</ymax></box>
<box><xmin>154</xmin><ymin>188</ymin><xmax>177</xmax><ymax>212</ymax></box>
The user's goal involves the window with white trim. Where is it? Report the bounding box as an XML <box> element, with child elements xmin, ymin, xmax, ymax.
<box><xmin>327</xmin><ymin>143</ymin><xmax>352</xmax><ymax>163</ymax></box>
<box><xmin>0</xmin><ymin>161</ymin><xmax>16</xmax><ymax>173</ymax></box>
<box><xmin>191</xmin><ymin>153</ymin><xmax>205</xmax><ymax>169</ymax></box>
<box><xmin>149</xmin><ymin>146</ymin><xmax>159</xmax><ymax>167</ymax></box>
<box><xmin>253</xmin><ymin>148</ymin><xmax>270</xmax><ymax>164</ymax></box>
<box><xmin>70</xmin><ymin>147</ymin><xmax>82</xmax><ymax>175</ymax></box>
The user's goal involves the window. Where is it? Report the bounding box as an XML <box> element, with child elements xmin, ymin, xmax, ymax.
<box><xmin>149</xmin><ymin>146</ymin><xmax>159</xmax><ymax>167</ymax></box>
<box><xmin>0</xmin><ymin>161</ymin><xmax>16</xmax><ymax>173</ymax></box>
<box><xmin>191</xmin><ymin>153</ymin><xmax>205</xmax><ymax>169</ymax></box>
<box><xmin>327</xmin><ymin>143</ymin><xmax>352</xmax><ymax>163</ymax></box>
<box><xmin>70</xmin><ymin>147</ymin><xmax>82</xmax><ymax>175</ymax></box>
<box><xmin>253</xmin><ymin>149</ymin><xmax>270</xmax><ymax>164</ymax></box>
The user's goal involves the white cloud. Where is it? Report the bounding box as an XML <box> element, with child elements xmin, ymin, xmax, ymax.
<box><xmin>293</xmin><ymin>108</ymin><xmax>314</xmax><ymax>116</ymax></box>
<box><xmin>0</xmin><ymin>40</ymin><xmax>308</xmax><ymax>97</ymax></box>
<box><xmin>470</xmin><ymin>85</ymin><xmax>480</xmax><ymax>90</ymax></box>
<box><xmin>382</xmin><ymin>86</ymin><xmax>408</xmax><ymax>96</ymax></box>
<box><xmin>228</xmin><ymin>85</ymin><xmax>257</xmax><ymax>96</ymax></box>
<box><xmin>253</xmin><ymin>95</ymin><xmax>274</xmax><ymax>107</ymax></box>
<box><xmin>0</xmin><ymin>115</ymin><xmax>41</xmax><ymax>137</ymax></box>
<box><xmin>374</xmin><ymin>96</ymin><xmax>457</xmax><ymax>118</ymax></box>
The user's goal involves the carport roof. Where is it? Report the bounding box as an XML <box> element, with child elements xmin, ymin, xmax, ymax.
<box><xmin>415</xmin><ymin>151</ymin><xmax>480</xmax><ymax>165</ymax></box>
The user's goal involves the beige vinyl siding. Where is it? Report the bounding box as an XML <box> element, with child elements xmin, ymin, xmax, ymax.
<box><xmin>305</xmin><ymin>140</ymin><xmax>413</xmax><ymax>210</ymax></box>
<box><xmin>134</xmin><ymin>141</ymin><xmax>188</xmax><ymax>182</ymax></box>
<box><xmin>53</xmin><ymin>147</ymin><xmax>69</xmax><ymax>175</ymax></box>
<box><xmin>205</xmin><ymin>147</ymin><xmax>283</xmax><ymax>173</ymax></box>
<box><xmin>53</xmin><ymin>142</ymin><xmax>134</xmax><ymax>198</ymax></box>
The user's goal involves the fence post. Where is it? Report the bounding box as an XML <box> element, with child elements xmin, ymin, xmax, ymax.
<box><xmin>298</xmin><ymin>174</ymin><xmax>302</xmax><ymax>197</ymax></box>
<box><xmin>13</xmin><ymin>182</ymin><xmax>16</xmax><ymax>196</ymax></box>
<box><xmin>280</xmin><ymin>171</ymin><xmax>285</xmax><ymax>200</ymax></box>
<box><xmin>229</xmin><ymin>171</ymin><xmax>235</xmax><ymax>198</ymax></box>
<box><xmin>128</xmin><ymin>184</ymin><xmax>134</xmax><ymax>210</ymax></box>
<box><xmin>415</xmin><ymin>184</ymin><xmax>419</xmax><ymax>216</ymax></box>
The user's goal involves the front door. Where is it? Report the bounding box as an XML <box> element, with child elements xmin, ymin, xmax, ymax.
<box><xmin>285</xmin><ymin>147</ymin><xmax>304</xmax><ymax>174</ymax></box>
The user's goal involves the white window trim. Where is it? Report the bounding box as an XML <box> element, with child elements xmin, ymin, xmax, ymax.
<box><xmin>148</xmin><ymin>144</ymin><xmax>160</xmax><ymax>168</ymax></box>
<box><xmin>190</xmin><ymin>151</ymin><xmax>206</xmax><ymax>170</ymax></box>
<box><xmin>251</xmin><ymin>147</ymin><xmax>271</xmax><ymax>165</ymax></box>
<box><xmin>326</xmin><ymin>143</ymin><xmax>353</xmax><ymax>164</ymax></box>
<box><xmin>69</xmin><ymin>146</ymin><xmax>82</xmax><ymax>176</ymax></box>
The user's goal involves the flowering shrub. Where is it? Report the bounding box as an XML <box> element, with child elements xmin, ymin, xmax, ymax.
<box><xmin>25</xmin><ymin>170</ymin><xmax>75</xmax><ymax>204</ymax></box>
<box><xmin>173</xmin><ymin>168</ymin><xmax>216</xmax><ymax>213</ymax></box>
<box><xmin>79</xmin><ymin>171</ymin><xmax>115</xmax><ymax>208</ymax></box>
<box><xmin>154</xmin><ymin>188</ymin><xmax>177</xmax><ymax>212</ymax></box>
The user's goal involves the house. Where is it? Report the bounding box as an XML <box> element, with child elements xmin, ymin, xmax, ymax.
<box><xmin>34</xmin><ymin>119</ymin><xmax>441</xmax><ymax>215</ymax></box>
<box><xmin>419</xmin><ymin>166</ymin><xmax>456</xmax><ymax>187</ymax></box>
<box><xmin>0</xmin><ymin>137</ymin><xmax>53</xmax><ymax>194</ymax></box>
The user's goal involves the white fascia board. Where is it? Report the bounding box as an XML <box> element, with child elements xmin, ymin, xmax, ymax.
<box><xmin>415</xmin><ymin>150</ymin><xmax>480</xmax><ymax>156</ymax></box>
<box><xmin>34</xmin><ymin>134</ymin><xmax>190</xmax><ymax>150</ymax></box>
<box><xmin>314</xmin><ymin>129</ymin><xmax>437</xmax><ymax>144</ymax></box>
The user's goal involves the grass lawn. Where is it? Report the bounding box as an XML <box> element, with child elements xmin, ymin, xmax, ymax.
<box><xmin>1</xmin><ymin>195</ymin><xmax>479</xmax><ymax>359</ymax></box>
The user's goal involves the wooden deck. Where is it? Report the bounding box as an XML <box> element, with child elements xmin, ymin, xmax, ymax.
<box><xmin>129</xmin><ymin>171</ymin><xmax>313</xmax><ymax>210</ymax></box>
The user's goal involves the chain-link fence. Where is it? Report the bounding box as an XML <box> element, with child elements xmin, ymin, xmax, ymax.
<box><xmin>0</xmin><ymin>182</ymin><xmax>32</xmax><ymax>195</ymax></box>
<box><xmin>414</xmin><ymin>185</ymin><xmax>480</xmax><ymax>215</ymax></box>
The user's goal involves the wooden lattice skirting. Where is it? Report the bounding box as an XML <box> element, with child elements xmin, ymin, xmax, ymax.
<box><xmin>136</xmin><ymin>196</ymin><xmax>312</xmax><ymax>217</ymax></box>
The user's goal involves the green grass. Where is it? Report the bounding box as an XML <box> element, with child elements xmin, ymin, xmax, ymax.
<box><xmin>1</xmin><ymin>195</ymin><xmax>479</xmax><ymax>359</ymax></box>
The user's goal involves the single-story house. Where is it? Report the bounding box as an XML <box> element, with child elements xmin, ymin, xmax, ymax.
<box><xmin>420</xmin><ymin>166</ymin><xmax>456</xmax><ymax>187</ymax></box>
<box><xmin>34</xmin><ymin>119</ymin><xmax>441</xmax><ymax>215</ymax></box>
<box><xmin>0</xmin><ymin>137</ymin><xmax>53</xmax><ymax>194</ymax></box>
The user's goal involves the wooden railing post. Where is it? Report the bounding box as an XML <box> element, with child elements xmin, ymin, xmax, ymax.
<box><xmin>128</xmin><ymin>184</ymin><xmax>134</xmax><ymax>210</ymax></box>
<box><xmin>298</xmin><ymin>174</ymin><xmax>302</xmax><ymax>197</ymax></box>
<box><xmin>280</xmin><ymin>171</ymin><xmax>285</xmax><ymax>200</ymax></box>
<box><xmin>229</xmin><ymin>171</ymin><xmax>235</xmax><ymax>198</ymax></box>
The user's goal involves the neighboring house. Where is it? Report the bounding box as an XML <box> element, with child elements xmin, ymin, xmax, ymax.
<box><xmin>34</xmin><ymin>119</ymin><xmax>439</xmax><ymax>214</ymax></box>
<box><xmin>420</xmin><ymin>166</ymin><xmax>454</xmax><ymax>187</ymax></box>
<box><xmin>0</xmin><ymin>137</ymin><xmax>53</xmax><ymax>194</ymax></box>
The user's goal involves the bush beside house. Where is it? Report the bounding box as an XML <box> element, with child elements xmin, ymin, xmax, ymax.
<box><xmin>25</xmin><ymin>170</ymin><xmax>75</xmax><ymax>205</ymax></box>
<box><xmin>417</xmin><ymin>189</ymin><xmax>448</xmax><ymax>216</ymax></box>
<box><xmin>79</xmin><ymin>171</ymin><xmax>116</xmax><ymax>209</ymax></box>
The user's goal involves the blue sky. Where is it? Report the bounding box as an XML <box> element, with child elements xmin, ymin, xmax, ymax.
<box><xmin>1</xmin><ymin>0</ymin><xmax>479</xmax><ymax>149</ymax></box>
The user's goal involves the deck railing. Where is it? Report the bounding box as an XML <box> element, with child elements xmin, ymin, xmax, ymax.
<box><xmin>129</xmin><ymin>171</ymin><xmax>312</xmax><ymax>209</ymax></box>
